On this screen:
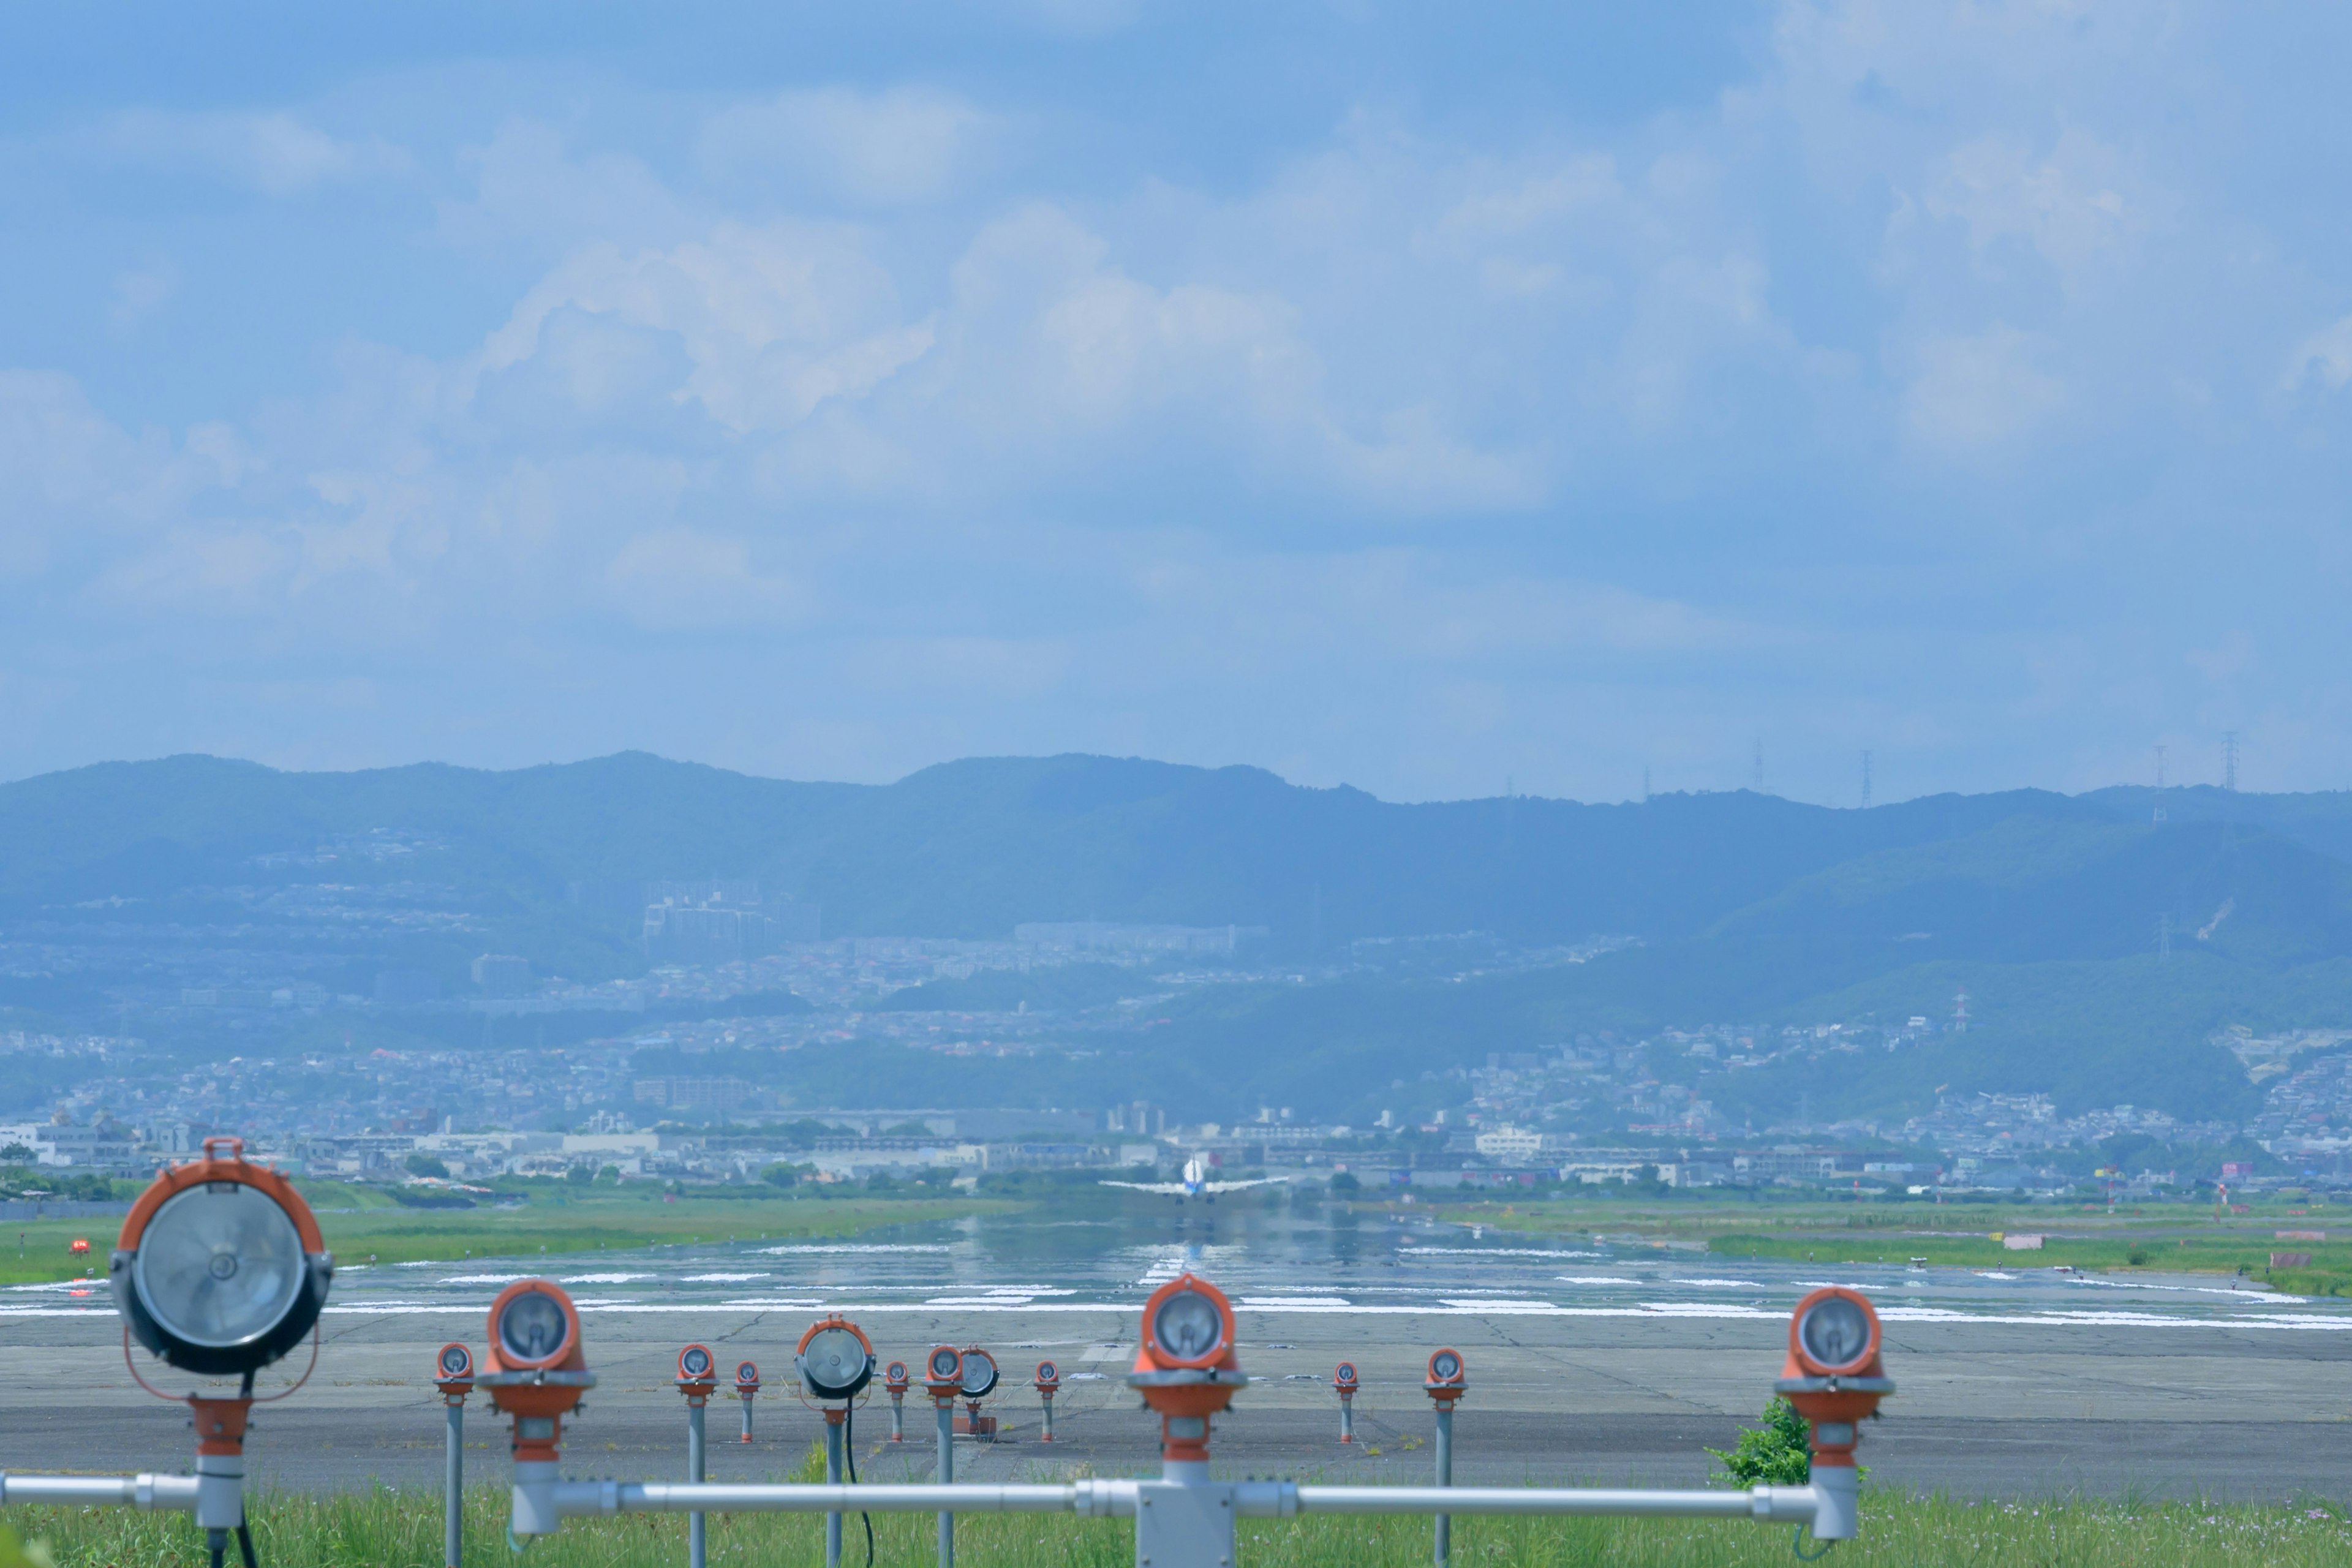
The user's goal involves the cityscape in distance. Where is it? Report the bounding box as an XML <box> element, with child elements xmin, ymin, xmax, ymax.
<box><xmin>4</xmin><ymin>747</ymin><xmax>2344</xmax><ymax>1205</ymax></box>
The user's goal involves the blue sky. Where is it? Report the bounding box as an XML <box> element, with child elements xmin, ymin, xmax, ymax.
<box><xmin>4</xmin><ymin>1</ymin><xmax>2349</xmax><ymax>804</ymax></box>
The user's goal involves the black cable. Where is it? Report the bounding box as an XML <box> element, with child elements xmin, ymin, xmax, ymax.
<box><xmin>207</xmin><ymin>1526</ymin><xmax>227</xmax><ymax>1568</ymax></box>
<box><xmin>844</xmin><ymin>1402</ymin><xmax>873</xmax><ymax>1568</ymax></box>
<box><xmin>235</xmin><ymin>1522</ymin><xmax>260</xmax><ymax>1568</ymax></box>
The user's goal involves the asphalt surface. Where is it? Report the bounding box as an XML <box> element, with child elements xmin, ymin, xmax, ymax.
<box><xmin>7</xmin><ymin>1300</ymin><xmax>2351</xmax><ymax>1502</ymax></box>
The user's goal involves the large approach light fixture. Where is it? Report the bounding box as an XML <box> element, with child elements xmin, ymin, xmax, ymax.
<box><xmin>956</xmin><ymin>1346</ymin><xmax>1000</xmax><ymax>1401</ymax></box>
<box><xmin>795</xmin><ymin>1316</ymin><xmax>876</xmax><ymax>1402</ymax></box>
<box><xmin>111</xmin><ymin>1137</ymin><xmax>332</xmax><ymax>1376</ymax></box>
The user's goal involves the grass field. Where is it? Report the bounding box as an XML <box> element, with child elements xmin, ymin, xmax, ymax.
<box><xmin>1399</xmin><ymin>1191</ymin><xmax>2352</xmax><ymax>1292</ymax></box>
<box><xmin>0</xmin><ymin>1187</ymin><xmax>1006</xmax><ymax>1288</ymax></box>
<box><xmin>7</xmin><ymin>1479</ymin><xmax>2352</xmax><ymax>1567</ymax></box>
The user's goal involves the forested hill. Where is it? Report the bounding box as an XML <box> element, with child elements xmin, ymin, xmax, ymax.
<box><xmin>1</xmin><ymin>749</ymin><xmax>2328</xmax><ymax>949</ymax></box>
<box><xmin>5</xmin><ymin>751</ymin><xmax>2351</xmax><ymax>1123</ymax></box>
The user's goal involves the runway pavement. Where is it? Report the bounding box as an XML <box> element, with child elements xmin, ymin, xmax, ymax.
<box><xmin>6</xmin><ymin>1297</ymin><xmax>2351</xmax><ymax>1502</ymax></box>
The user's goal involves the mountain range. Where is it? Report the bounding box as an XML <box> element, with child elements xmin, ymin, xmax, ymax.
<box><xmin>2</xmin><ymin>751</ymin><xmax>2348</xmax><ymax>1126</ymax></box>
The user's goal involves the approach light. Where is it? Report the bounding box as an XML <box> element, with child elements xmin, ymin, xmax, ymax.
<box><xmin>1425</xmin><ymin>1348</ymin><xmax>1466</xmax><ymax>1391</ymax></box>
<box><xmin>1127</xmin><ymin>1273</ymin><xmax>1245</xmax><ymax>1464</ymax></box>
<box><xmin>677</xmin><ymin>1343</ymin><xmax>717</xmax><ymax>1386</ymax></box>
<box><xmin>923</xmin><ymin>1345</ymin><xmax>964</xmax><ymax>1400</ymax></box>
<box><xmin>111</xmin><ymin>1136</ymin><xmax>333</xmax><ymax>1376</ymax></box>
<box><xmin>957</xmin><ymin>1346</ymin><xmax>1000</xmax><ymax>1400</ymax></box>
<box><xmin>735</xmin><ymin>1360</ymin><xmax>761</xmax><ymax>1393</ymax></box>
<box><xmin>437</xmin><ymin>1343</ymin><xmax>475</xmax><ymax>1382</ymax></box>
<box><xmin>1033</xmin><ymin>1359</ymin><xmax>1061</xmax><ymax>1389</ymax></box>
<box><xmin>495</xmin><ymin>1284</ymin><xmax>577</xmax><ymax>1368</ymax></box>
<box><xmin>1332</xmin><ymin>1360</ymin><xmax>1359</xmax><ymax>1390</ymax></box>
<box><xmin>1795</xmin><ymin>1295</ymin><xmax>1873</xmax><ymax>1374</ymax></box>
<box><xmin>1143</xmin><ymin>1276</ymin><xmax>1232</xmax><ymax>1370</ymax></box>
<box><xmin>1775</xmin><ymin>1287</ymin><xmax>1894</xmax><ymax>1543</ymax></box>
<box><xmin>885</xmin><ymin>1359</ymin><xmax>911</xmax><ymax>1392</ymax></box>
<box><xmin>796</xmin><ymin>1316</ymin><xmax>876</xmax><ymax>1401</ymax></box>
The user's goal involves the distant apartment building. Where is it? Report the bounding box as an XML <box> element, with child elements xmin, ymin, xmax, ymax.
<box><xmin>637</xmin><ymin>880</ymin><xmax>821</xmax><ymax>965</ymax></box>
<box><xmin>633</xmin><ymin>1076</ymin><xmax>758</xmax><ymax>1114</ymax></box>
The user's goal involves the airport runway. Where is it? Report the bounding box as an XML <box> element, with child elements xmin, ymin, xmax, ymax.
<box><xmin>7</xmin><ymin>1295</ymin><xmax>2352</xmax><ymax>1502</ymax></box>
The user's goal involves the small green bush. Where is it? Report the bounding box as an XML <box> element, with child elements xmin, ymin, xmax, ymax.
<box><xmin>1708</xmin><ymin>1398</ymin><xmax>1812</xmax><ymax>1486</ymax></box>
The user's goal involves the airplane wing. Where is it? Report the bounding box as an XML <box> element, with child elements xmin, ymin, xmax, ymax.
<box><xmin>1200</xmin><ymin>1176</ymin><xmax>1291</xmax><ymax>1194</ymax></box>
<box><xmin>1100</xmin><ymin>1179</ymin><xmax>1188</xmax><ymax>1194</ymax></box>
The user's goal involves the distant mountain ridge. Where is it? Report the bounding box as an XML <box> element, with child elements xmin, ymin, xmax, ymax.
<box><xmin>4</xmin><ymin>751</ymin><xmax>2350</xmax><ymax>1125</ymax></box>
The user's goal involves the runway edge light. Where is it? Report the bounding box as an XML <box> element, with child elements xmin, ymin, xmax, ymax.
<box><xmin>1775</xmin><ymin>1286</ymin><xmax>1894</xmax><ymax>1542</ymax></box>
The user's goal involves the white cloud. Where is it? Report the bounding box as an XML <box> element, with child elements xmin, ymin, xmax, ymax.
<box><xmin>478</xmin><ymin>224</ymin><xmax>933</xmax><ymax>432</ymax></box>
<box><xmin>439</xmin><ymin>121</ymin><xmax>693</xmax><ymax>257</ymax></box>
<box><xmin>1902</xmin><ymin>325</ymin><xmax>2067</xmax><ymax>450</ymax></box>
<box><xmin>698</xmin><ymin>86</ymin><xmax>1005</xmax><ymax>207</ymax></box>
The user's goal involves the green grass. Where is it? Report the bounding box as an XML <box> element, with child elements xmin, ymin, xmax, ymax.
<box><xmin>1395</xmin><ymin>1192</ymin><xmax>2352</xmax><ymax>1290</ymax></box>
<box><xmin>8</xmin><ymin>1485</ymin><xmax>2352</xmax><ymax>1566</ymax></box>
<box><xmin>0</xmin><ymin>1190</ymin><xmax>1005</xmax><ymax>1286</ymax></box>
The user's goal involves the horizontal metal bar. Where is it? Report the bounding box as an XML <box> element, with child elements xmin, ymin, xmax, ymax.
<box><xmin>1292</xmin><ymin>1485</ymin><xmax>1819</xmax><ymax>1523</ymax></box>
<box><xmin>553</xmin><ymin>1482</ymin><xmax>1095</xmax><ymax>1517</ymax></box>
<box><xmin>1</xmin><ymin>1474</ymin><xmax>202</xmax><ymax>1512</ymax></box>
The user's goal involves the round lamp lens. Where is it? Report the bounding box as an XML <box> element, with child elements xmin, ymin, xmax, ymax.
<box><xmin>1037</xmin><ymin>1360</ymin><xmax>1058</xmax><ymax>1381</ymax></box>
<box><xmin>682</xmin><ymin>1347</ymin><xmax>712</xmax><ymax>1378</ymax></box>
<box><xmin>1799</xmin><ymin>1297</ymin><xmax>1872</xmax><ymax>1369</ymax></box>
<box><xmin>888</xmin><ymin>1360</ymin><xmax>908</xmax><ymax>1383</ymax></box>
<box><xmin>959</xmin><ymin>1352</ymin><xmax>998</xmax><ymax>1398</ymax></box>
<box><xmin>802</xmin><ymin>1326</ymin><xmax>871</xmax><ymax>1396</ymax></box>
<box><xmin>929</xmin><ymin>1348</ymin><xmax>960</xmax><ymax>1381</ymax></box>
<box><xmin>133</xmin><ymin>1183</ymin><xmax>305</xmax><ymax>1349</ymax></box>
<box><xmin>1152</xmin><ymin>1288</ymin><xmax>1224</xmax><ymax>1362</ymax></box>
<box><xmin>439</xmin><ymin>1345</ymin><xmax>471</xmax><ymax>1378</ymax></box>
<box><xmin>1433</xmin><ymin>1351</ymin><xmax>1461</xmax><ymax>1381</ymax></box>
<box><xmin>1336</xmin><ymin>1362</ymin><xmax>1357</xmax><ymax>1382</ymax></box>
<box><xmin>736</xmin><ymin>1361</ymin><xmax>758</xmax><ymax>1384</ymax></box>
<box><xmin>498</xmin><ymin>1289</ymin><xmax>570</xmax><ymax>1363</ymax></box>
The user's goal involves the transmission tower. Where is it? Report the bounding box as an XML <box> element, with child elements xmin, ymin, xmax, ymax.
<box><xmin>1860</xmin><ymin>750</ymin><xmax>1873</xmax><ymax>810</ymax></box>
<box><xmin>2223</xmin><ymin>731</ymin><xmax>2239</xmax><ymax>792</ymax></box>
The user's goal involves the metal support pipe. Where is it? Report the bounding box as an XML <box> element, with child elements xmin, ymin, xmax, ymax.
<box><xmin>0</xmin><ymin>1474</ymin><xmax>201</xmax><ymax>1510</ymax></box>
<box><xmin>443</xmin><ymin>1400</ymin><xmax>465</xmax><ymax>1568</ymax></box>
<box><xmin>687</xmin><ymin>1400</ymin><xmax>707</xmax><ymax>1568</ymax></box>
<box><xmin>739</xmin><ymin>1396</ymin><xmax>754</xmax><ymax>1445</ymax></box>
<box><xmin>824</xmin><ymin>1414</ymin><xmax>845</xmax><ymax>1568</ymax></box>
<box><xmin>1338</xmin><ymin>1395</ymin><xmax>1353</xmax><ymax>1445</ymax></box>
<box><xmin>1433</xmin><ymin>1405</ymin><xmax>1452</xmax><ymax>1565</ymax></box>
<box><xmin>889</xmin><ymin>1392</ymin><xmax>905</xmax><ymax>1442</ymax></box>
<box><xmin>553</xmin><ymin>1480</ymin><xmax>1090</xmax><ymax>1515</ymax></box>
<box><xmin>527</xmin><ymin>1478</ymin><xmax>1819</xmax><ymax>1526</ymax></box>
<box><xmin>935</xmin><ymin>1401</ymin><xmax>955</xmax><ymax>1568</ymax></box>
<box><xmin>1294</xmin><ymin>1485</ymin><xmax>1821</xmax><ymax>1522</ymax></box>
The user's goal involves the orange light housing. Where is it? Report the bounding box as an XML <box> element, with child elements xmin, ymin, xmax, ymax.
<box><xmin>480</xmin><ymin>1278</ymin><xmax>592</xmax><ymax>1463</ymax></box>
<box><xmin>1775</xmin><ymin>1287</ymin><xmax>1892</xmax><ymax>1470</ymax></box>
<box><xmin>1128</xmin><ymin>1272</ymin><xmax>1245</xmax><ymax>1463</ymax></box>
<box><xmin>1424</xmin><ymin>1346</ymin><xmax>1466</xmax><ymax>1404</ymax></box>
<box><xmin>922</xmin><ymin>1344</ymin><xmax>964</xmax><ymax>1401</ymax></box>
<box><xmin>1033</xmin><ymin>1359</ymin><xmax>1061</xmax><ymax>1393</ymax></box>
<box><xmin>1332</xmin><ymin>1360</ymin><xmax>1360</xmax><ymax>1393</ymax></box>
<box><xmin>735</xmin><ymin>1360</ymin><xmax>761</xmax><ymax>1395</ymax></box>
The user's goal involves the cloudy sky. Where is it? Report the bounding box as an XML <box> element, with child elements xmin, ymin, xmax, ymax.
<box><xmin>3</xmin><ymin>1</ymin><xmax>2348</xmax><ymax>804</ymax></box>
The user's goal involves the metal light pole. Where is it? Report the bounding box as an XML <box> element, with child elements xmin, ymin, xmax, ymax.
<box><xmin>1423</xmin><ymin>1349</ymin><xmax>1466</xmax><ymax>1566</ymax></box>
<box><xmin>824</xmin><ymin>1409</ymin><xmax>846</xmax><ymax>1568</ymax></box>
<box><xmin>923</xmin><ymin>1347</ymin><xmax>964</xmax><ymax>1568</ymax></box>
<box><xmin>432</xmin><ymin>1345</ymin><xmax>475</xmax><ymax>1568</ymax></box>
<box><xmin>676</xmin><ymin>1345</ymin><xmax>718</xmax><ymax>1568</ymax></box>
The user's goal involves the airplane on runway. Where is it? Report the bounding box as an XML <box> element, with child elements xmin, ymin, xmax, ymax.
<box><xmin>1101</xmin><ymin>1155</ymin><xmax>1287</xmax><ymax>1204</ymax></box>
